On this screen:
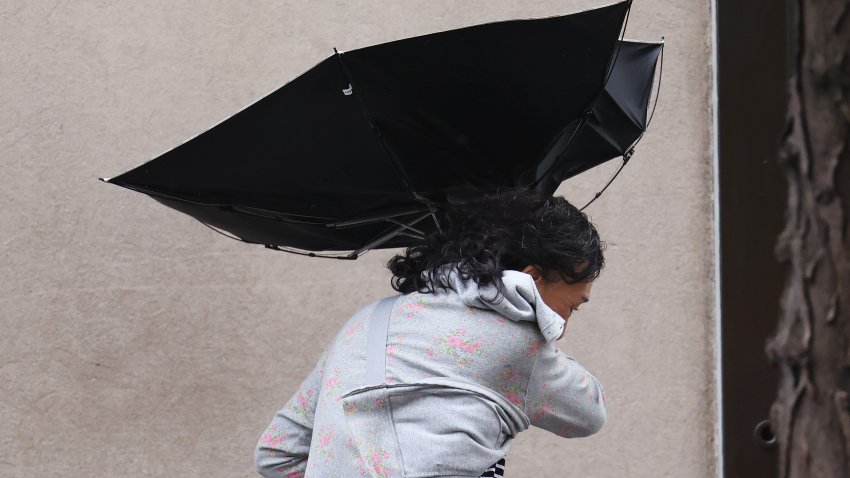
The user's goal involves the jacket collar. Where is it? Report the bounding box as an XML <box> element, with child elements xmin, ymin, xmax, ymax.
<box><xmin>421</xmin><ymin>263</ymin><xmax>566</xmax><ymax>342</ymax></box>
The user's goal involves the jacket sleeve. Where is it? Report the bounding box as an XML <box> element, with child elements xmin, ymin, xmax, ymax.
<box><xmin>524</xmin><ymin>341</ymin><xmax>607</xmax><ymax>438</ymax></box>
<box><xmin>254</xmin><ymin>346</ymin><xmax>329</xmax><ymax>478</ymax></box>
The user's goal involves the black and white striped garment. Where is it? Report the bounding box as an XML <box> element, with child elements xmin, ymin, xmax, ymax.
<box><xmin>479</xmin><ymin>456</ymin><xmax>506</xmax><ymax>477</ymax></box>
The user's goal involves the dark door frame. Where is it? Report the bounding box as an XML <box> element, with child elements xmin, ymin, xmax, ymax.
<box><xmin>716</xmin><ymin>0</ymin><xmax>788</xmax><ymax>476</ymax></box>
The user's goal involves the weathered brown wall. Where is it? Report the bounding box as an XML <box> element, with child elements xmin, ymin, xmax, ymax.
<box><xmin>0</xmin><ymin>1</ymin><xmax>717</xmax><ymax>476</ymax></box>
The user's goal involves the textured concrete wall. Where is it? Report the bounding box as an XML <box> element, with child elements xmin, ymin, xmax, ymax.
<box><xmin>0</xmin><ymin>1</ymin><xmax>716</xmax><ymax>476</ymax></box>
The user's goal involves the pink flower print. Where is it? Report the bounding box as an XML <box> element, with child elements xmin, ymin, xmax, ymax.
<box><xmin>385</xmin><ymin>344</ymin><xmax>400</xmax><ymax>372</ymax></box>
<box><xmin>578</xmin><ymin>374</ymin><xmax>589</xmax><ymax>388</ymax></box>
<box><xmin>321</xmin><ymin>367</ymin><xmax>343</xmax><ymax>407</ymax></box>
<box><xmin>439</xmin><ymin>328</ymin><xmax>484</xmax><ymax>367</ymax></box>
<box><xmin>343</xmin><ymin>401</ymin><xmax>358</xmax><ymax>415</ymax></box>
<box><xmin>502</xmin><ymin>366</ymin><xmax>517</xmax><ymax>381</ymax></box>
<box><xmin>315</xmin><ymin>425</ymin><xmax>336</xmax><ymax>462</ymax></box>
<box><xmin>287</xmin><ymin>387</ymin><xmax>314</xmax><ymax>419</ymax></box>
<box><xmin>528</xmin><ymin>338</ymin><xmax>542</xmax><ymax>355</ymax></box>
<box><xmin>285</xmin><ymin>470</ymin><xmax>303</xmax><ymax>478</ymax></box>
<box><xmin>319</xmin><ymin>427</ymin><xmax>333</xmax><ymax>447</ymax></box>
<box><xmin>342</xmin><ymin>318</ymin><xmax>367</xmax><ymax>345</ymax></box>
<box><xmin>499</xmin><ymin>384</ymin><xmax>525</xmax><ymax>407</ymax></box>
<box><xmin>353</xmin><ymin>454</ymin><xmax>368</xmax><ymax>476</ymax></box>
<box><xmin>346</xmin><ymin>436</ymin><xmax>372</xmax><ymax>476</ymax></box>
<box><xmin>504</xmin><ymin>391</ymin><xmax>523</xmax><ymax>406</ymax></box>
<box><xmin>400</xmin><ymin>298</ymin><xmax>425</xmax><ymax>319</ymax></box>
<box><xmin>542</xmin><ymin>382</ymin><xmax>550</xmax><ymax>390</ymax></box>
<box><xmin>531</xmin><ymin>398</ymin><xmax>554</xmax><ymax>422</ymax></box>
<box><xmin>369</xmin><ymin>448</ymin><xmax>392</xmax><ymax>477</ymax></box>
<box><xmin>461</xmin><ymin>339</ymin><xmax>482</xmax><ymax>353</ymax></box>
<box><xmin>261</xmin><ymin>425</ymin><xmax>287</xmax><ymax>447</ymax></box>
<box><xmin>425</xmin><ymin>346</ymin><xmax>436</xmax><ymax>359</ymax></box>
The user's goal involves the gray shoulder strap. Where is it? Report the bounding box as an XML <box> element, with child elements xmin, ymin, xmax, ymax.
<box><xmin>365</xmin><ymin>294</ymin><xmax>402</xmax><ymax>386</ymax></box>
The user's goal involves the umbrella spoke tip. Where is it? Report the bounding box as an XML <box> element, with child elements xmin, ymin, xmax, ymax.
<box><xmin>99</xmin><ymin>177</ymin><xmax>111</xmax><ymax>183</ymax></box>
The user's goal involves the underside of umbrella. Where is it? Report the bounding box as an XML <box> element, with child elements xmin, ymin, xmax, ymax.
<box><xmin>101</xmin><ymin>0</ymin><xmax>663</xmax><ymax>259</ymax></box>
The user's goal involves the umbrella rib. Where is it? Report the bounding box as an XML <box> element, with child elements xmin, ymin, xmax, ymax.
<box><xmin>199</xmin><ymin>220</ymin><xmax>250</xmax><ymax>242</ymax></box>
<box><xmin>529</xmin><ymin>117</ymin><xmax>588</xmax><ymax>189</ymax></box>
<box><xmin>608</xmin><ymin>37</ymin><xmax>665</xmax><ymax>131</ymax></box>
<box><xmin>528</xmin><ymin>0</ymin><xmax>634</xmax><ymax>190</ymax></box>
<box><xmin>326</xmin><ymin>207</ymin><xmax>429</xmax><ymax>228</ymax></box>
<box><xmin>396</xmin><ymin>231</ymin><xmax>426</xmax><ymax>240</ymax></box>
<box><xmin>386</xmin><ymin>218</ymin><xmax>425</xmax><ymax>237</ymax></box>
<box><xmin>601</xmin><ymin>83</ymin><xmax>640</xmax><ymax>129</ymax></box>
<box><xmin>577</xmin><ymin>157</ymin><xmax>628</xmax><ymax>212</ymax></box>
<box><xmin>578</xmin><ymin>38</ymin><xmax>665</xmax><ymax>210</ymax></box>
<box><xmin>600</xmin><ymin>1</ymin><xmax>632</xmax><ymax>87</ymax></box>
<box><xmin>333</xmin><ymin>48</ymin><xmax>421</xmax><ymax>202</ymax></box>
<box><xmin>594</xmin><ymin>37</ymin><xmax>665</xmax><ymax>176</ymax></box>
<box><xmin>106</xmin><ymin>180</ymin><xmax>358</xmax><ymax>224</ymax></box>
<box><xmin>428</xmin><ymin>204</ymin><xmax>444</xmax><ymax>234</ymax></box>
<box><xmin>611</xmin><ymin>39</ymin><xmax>665</xmax><ymax>166</ymax></box>
<box><xmin>264</xmin><ymin>244</ymin><xmax>360</xmax><ymax>260</ymax></box>
<box><xmin>645</xmin><ymin>39</ymin><xmax>665</xmax><ymax>129</ymax></box>
<box><xmin>352</xmin><ymin>211</ymin><xmax>432</xmax><ymax>256</ymax></box>
<box><xmin>195</xmin><ymin>218</ymin><xmax>392</xmax><ymax>261</ymax></box>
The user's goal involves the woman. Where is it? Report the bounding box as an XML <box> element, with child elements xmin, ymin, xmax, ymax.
<box><xmin>254</xmin><ymin>188</ymin><xmax>607</xmax><ymax>477</ymax></box>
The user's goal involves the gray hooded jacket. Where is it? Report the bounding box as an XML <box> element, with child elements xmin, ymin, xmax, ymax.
<box><xmin>255</xmin><ymin>265</ymin><xmax>606</xmax><ymax>477</ymax></box>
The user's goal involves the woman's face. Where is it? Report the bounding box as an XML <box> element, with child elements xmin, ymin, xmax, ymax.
<box><xmin>521</xmin><ymin>264</ymin><xmax>593</xmax><ymax>340</ymax></box>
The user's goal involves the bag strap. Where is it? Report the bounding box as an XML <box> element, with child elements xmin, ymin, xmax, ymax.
<box><xmin>365</xmin><ymin>294</ymin><xmax>402</xmax><ymax>386</ymax></box>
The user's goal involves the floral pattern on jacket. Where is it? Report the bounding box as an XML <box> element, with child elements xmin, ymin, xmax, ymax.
<box><xmin>255</xmin><ymin>267</ymin><xmax>606</xmax><ymax>477</ymax></box>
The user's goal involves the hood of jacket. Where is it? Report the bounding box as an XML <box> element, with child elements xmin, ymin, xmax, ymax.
<box><xmin>421</xmin><ymin>263</ymin><xmax>566</xmax><ymax>343</ymax></box>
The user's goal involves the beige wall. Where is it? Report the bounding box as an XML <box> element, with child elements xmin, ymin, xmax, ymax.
<box><xmin>0</xmin><ymin>1</ymin><xmax>717</xmax><ymax>476</ymax></box>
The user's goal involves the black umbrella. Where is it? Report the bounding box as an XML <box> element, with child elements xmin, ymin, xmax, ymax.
<box><xmin>100</xmin><ymin>0</ymin><xmax>663</xmax><ymax>259</ymax></box>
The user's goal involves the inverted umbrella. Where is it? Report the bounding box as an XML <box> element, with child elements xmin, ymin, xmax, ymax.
<box><xmin>100</xmin><ymin>0</ymin><xmax>662</xmax><ymax>259</ymax></box>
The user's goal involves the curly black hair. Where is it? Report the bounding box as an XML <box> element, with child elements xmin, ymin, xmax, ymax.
<box><xmin>387</xmin><ymin>187</ymin><xmax>605</xmax><ymax>299</ymax></box>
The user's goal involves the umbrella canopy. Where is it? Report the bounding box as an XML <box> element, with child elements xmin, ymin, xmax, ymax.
<box><xmin>100</xmin><ymin>0</ymin><xmax>662</xmax><ymax>259</ymax></box>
